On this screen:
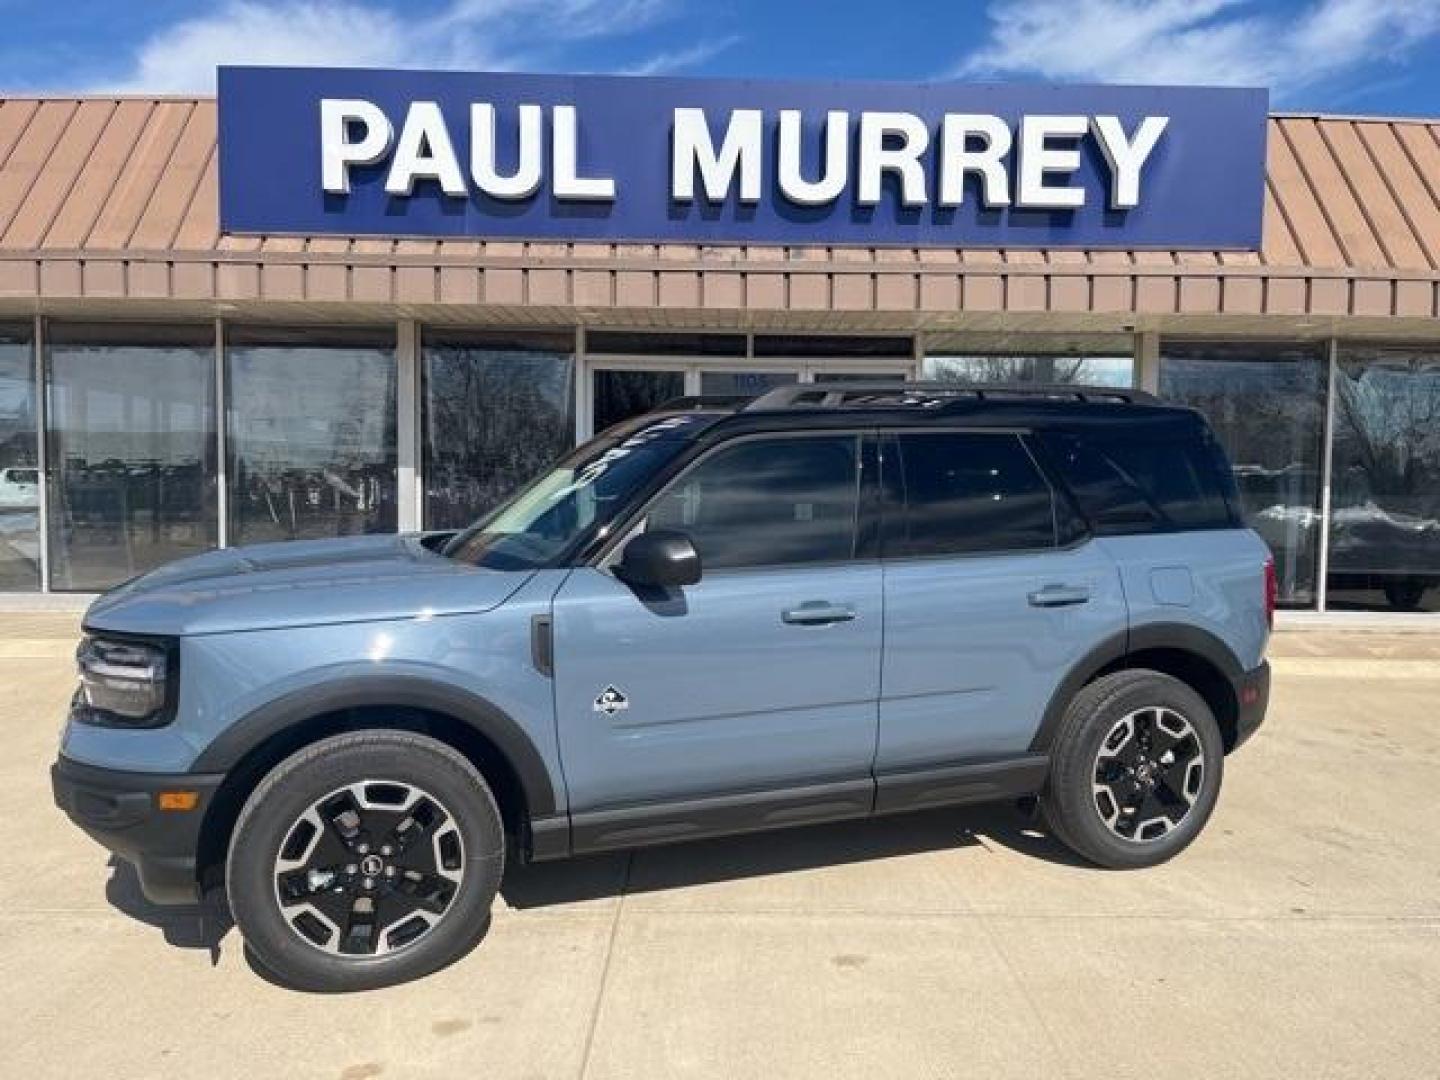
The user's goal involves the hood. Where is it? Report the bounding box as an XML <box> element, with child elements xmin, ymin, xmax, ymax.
<box><xmin>84</xmin><ymin>534</ymin><xmax>533</xmax><ymax>637</ymax></box>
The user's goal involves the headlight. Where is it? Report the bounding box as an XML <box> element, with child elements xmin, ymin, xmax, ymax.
<box><xmin>75</xmin><ymin>635</ymin><xmax>171</xmax><ymax>726</ymax></box>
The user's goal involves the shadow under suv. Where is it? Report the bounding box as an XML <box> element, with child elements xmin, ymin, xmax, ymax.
<box><xmin>53</xmin><ymin>382</ymin><xmax>1273</xmax><ymax>991</ymax></box>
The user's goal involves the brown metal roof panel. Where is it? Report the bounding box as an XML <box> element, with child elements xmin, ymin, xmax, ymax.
<box><xmin>1393</xmin><ymin>123</ymin><xmax>1440</xmax><ymax>209</ymax></box>
<box><xmin>86</xmin><ymin>101</ymin><xmax>190</xmax><ymax>249</ymax></box>
<box><xmin>1260</xmin><ymin>180</ymin><xmax>1302</xmax><ymax>265</ymax></box>
<box><xmin>1357</xmin><ymin>123</ymin><xmax>1440</xmax><ymax>269</ymax></box>
<box><xmin>0</xmin><ymin>100</ymin><xmax>77</xmax><ymax>238</ymax></box>
<box><xmin>1319</xmin><ymin>120</ymin><xmax>1425</xmax><ymax>269</ymax></box>
<box><xmin>0</xmin><ymin>100</ymin><xmax>40</xmax><ymax>169</ymax></box>
<box><xmin>2</xmin><ymin>100</ymin><xmax>113</xmax><ymax>249</ymax></box>
<box><xmin>1283</xmin><ymin>117</ymin><xmax>1388</xmax><ymax>267</ymax></box>
<box><xmin>172</xmin><ymin>148</ymin><xmax>220</xmax><ymax>250</ymax></box>
<box><xmin>130</xmin><ymin>103</ymin><xmax>214</xmax><ymax>249</ymax></box>
<box><xmin>1267</xmin><ymin>120</ymin><xmax>1345</xmax><ymax>266</ymax></box>
<box><xmin>42</xmin><ymin>99</ymin><xmax>151</xmax><ymax>248</ymax></box>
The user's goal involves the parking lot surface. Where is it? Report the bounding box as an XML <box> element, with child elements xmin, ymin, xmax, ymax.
<box><xmin>5</xmin><ymin>614</ymin><xmax>1438</xmax><ymax>1079</ymax></box>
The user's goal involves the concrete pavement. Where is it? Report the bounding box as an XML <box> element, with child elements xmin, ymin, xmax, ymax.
<box><xmin>4</xmin><ymin>615</ymin><xmax>1438</xmax><ymax>1079</ymax></box>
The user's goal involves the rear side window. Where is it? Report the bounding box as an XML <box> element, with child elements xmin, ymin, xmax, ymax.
<box><xmin>889</xmin><ymin>432</ymin><xmax>1057</xmax><ymax>556</ymax></box>
<box><xmin>1037</xmin><ymin>431</ymin><xmax>1237</xmax><ymax>534</ymax></box>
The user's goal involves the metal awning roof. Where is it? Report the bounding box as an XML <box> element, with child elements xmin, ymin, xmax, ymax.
<box><xmin>0</xmin><ymin>96</ymin><xmax>1437</xmax><ymax>332</ymax></box>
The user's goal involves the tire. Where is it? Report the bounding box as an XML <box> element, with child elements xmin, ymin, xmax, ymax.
<box><xmin>1383</xmin><ymin>579</ymin><xmax>1428</xmax><ymax>612</ymax></box>
<box><xmin>1040</xmin><ymin>670</ymin><xmax>1224</xmax><ymax>869</ymax></box>
<box><xmin>226</xmin><ymin>730</ymin><xmax>505</xmax><ymax>992</ymax></box>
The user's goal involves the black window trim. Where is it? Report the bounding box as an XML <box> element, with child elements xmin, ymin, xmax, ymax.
<box><xmin>592</xmin><ymin>428</ymin><xmax>877</xmax><ymax>574</ymax></box>
<box><xmin>878</xmin><ymin>426</ymin><xmax>1090</xmax><ymax>563</ymax></box>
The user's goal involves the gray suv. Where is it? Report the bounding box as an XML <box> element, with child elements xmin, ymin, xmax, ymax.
<box><xmin>53</xmin><ymin>383</ymin><xmax>1273</xmax><ymax>990</ymax></box>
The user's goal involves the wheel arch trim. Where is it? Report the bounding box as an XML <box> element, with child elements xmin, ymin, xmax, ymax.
<box><xmin>1029</xmin><ymin>622</ymin><xmax>1245</xmax><ymax>753</ymax></box>
<box><xmin>190</xmin><ymin>674</ymin><xmax>558</xmax><ymax>817</ymax></box>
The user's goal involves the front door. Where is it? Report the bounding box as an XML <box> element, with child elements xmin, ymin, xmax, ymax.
<box><xmin>551</xmin><ymin>432</ymin><xmax>882</xmax><ymax>833</ymax></box>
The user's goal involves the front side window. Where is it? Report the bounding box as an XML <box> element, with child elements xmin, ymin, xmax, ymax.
<box><xmin>889</xmin><ymin>432</ymin><xmax>1056</xmax><ymax>557</ymax></box>
<box><xmin>645</xmin><ymin>435</ymin><xmax>861</xmax><ymax>570</ymax></box>
<box><xmin>444</xmin><ymin>414</ymin><xmax>715</xmax><ymax>570</ymax></box>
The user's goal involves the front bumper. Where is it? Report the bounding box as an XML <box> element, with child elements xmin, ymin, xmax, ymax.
<box><xmin>51</xmin><ymin>755</ymin><xmax>224</xmax><ymax>905</ymax></box>
<box><xmin>1232</xmin><ymin>660</ymin><xmax>1271</xmax><ymax>751</ymax></box>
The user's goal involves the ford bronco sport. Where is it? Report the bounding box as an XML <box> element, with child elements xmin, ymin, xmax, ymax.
<box><xmin>53</xmin><ymin>382</ymin><xmax>1272</xmax><ymax>990</ymax></box>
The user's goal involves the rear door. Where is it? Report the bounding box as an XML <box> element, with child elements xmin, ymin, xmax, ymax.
<box><xmin>551</xmin><ymin>431</ymin><xmax>883</xmax><ymax>828</ymax></box>
<box><xmin>876</xmin><ymin>430</ymin><xmax>1128</xmax><ymax>803</ymax></box>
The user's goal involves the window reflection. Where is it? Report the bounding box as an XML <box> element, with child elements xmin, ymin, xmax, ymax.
<box><xmin>423</xmin><ymin>331</ymin><xmax>575</xmax><ymax>530</ymax></box>
<box><xmin>924</xmin><ymin>354</ymin><xmax>1134</xmax><ymax>387</ymax></box>
<box><xmin>1327</xmin><ymin>348</ymin><xmax>1440</xmax><ymax>612</ymax></box>
<box><xmin>647</xmin><ymin>436</ymin><xmax>859</xmax><ymax>569</ymax></box>
<box><xmin>593</xmin><ymin>369</ymin><xmax>684</xmax><ymax>434</ymax></box>
<box><xmin>46</xmin><ymin>324</ymin><xmax>216</xmax><ymax>591</ymax></box>
<box><xmin>698</xmin><ymin>371</ymin><xmax>798</xmax><ymax>397</ymax></box>
<box><xmin>227</xmin><ymin>328</ymin><xmax>396</xmax><ymax>545</ymax></box>
<box><xmin>1159</xmin><ymin>342</ymin><xmax>1326</xmax><ymax>609</ymax></box>
<box><xmin>892</xmin><ymin>433</ymin><xmax>1056</xmax><ymax>556</ymax></box>
<box><xmin>0</xmin><ymin>327</ymin><xmax>39</xmax><ymax>591</ymax></box>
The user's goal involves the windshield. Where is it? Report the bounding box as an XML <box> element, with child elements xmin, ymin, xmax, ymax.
<box><xmin>442</xmin><ymin>414</ymin><xmax>715</xmax><ymax>569</ymax></box>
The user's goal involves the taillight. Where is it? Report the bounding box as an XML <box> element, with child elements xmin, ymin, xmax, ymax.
<box><xmin>1263</xmin><ymin>556</ymin><xmax>1277</xmax><ymax>630</ymax></box>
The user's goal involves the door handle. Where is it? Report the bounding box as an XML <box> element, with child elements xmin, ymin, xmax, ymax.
<box><xmin>781</xmin><ymin>601</ymin><xmax>858</xmax><ymax>625</ymax></box>
<box><xmin>1027</xmin><ymin>584</ymin><xmax>1091</xmax><ymax>608</ymax></box>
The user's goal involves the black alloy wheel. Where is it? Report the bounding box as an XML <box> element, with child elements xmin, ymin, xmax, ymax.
<box><xmin>273</xmin><ymin>780</ymin><xmax>466</xmax><ymax>956</ymax></box>
<box><xmin>227</xmin><ymin>730</ymin><xmax>505</xmax><ymax>991</ymax></box>
<box><xmin>1041</xmin><ymin>669</ymin><xmax>1224</xmax><ymax>869</ymax></box>
<box><xmin>1091</xmin><ymin>706</ymin><xmax>1204</xmax><ymax>843</ymax></box>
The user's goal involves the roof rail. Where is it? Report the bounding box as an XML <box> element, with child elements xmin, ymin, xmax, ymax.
<box><xmin>745</xmin><ymin>381</ymin><xmax>1157</xmax><ymax>410</ymax></box>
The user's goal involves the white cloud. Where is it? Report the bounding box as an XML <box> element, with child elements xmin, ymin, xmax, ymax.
<box><xmin>953</xmin><ymin>0</ymin><xmax>1440</xmax><ymax>99</ymax></box>
<box><xmin>616</xmin><ymin>34</ymin><xmax>741</xmax><ymax>76</ymax></box>
<box><xmin>96</xmin><ymin>0</ymin><xmax>686</xmax><ymax>93</ymax></box>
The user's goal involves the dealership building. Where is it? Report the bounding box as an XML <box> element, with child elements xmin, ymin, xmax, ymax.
<box><xmin>0</xmin><ymin>70</ymin><xmax>1438</xmax><ymax>615</ymax></box>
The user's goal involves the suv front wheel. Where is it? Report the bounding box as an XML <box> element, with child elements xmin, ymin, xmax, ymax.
<box><xmin>226</xmin><ymin>730</ymin><xmax>505</xmax><ymax>991</ymax></box>
<box><xmin>1041</xmin><ymin>670</ymin><xmax>1224</xmax><ymax>869</ymax></box>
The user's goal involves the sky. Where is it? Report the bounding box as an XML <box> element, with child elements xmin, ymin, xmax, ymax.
<box><xmin>0</xmin><ymin>0</ymin><xmax>1438</xmax><ymax>116</ymax></box>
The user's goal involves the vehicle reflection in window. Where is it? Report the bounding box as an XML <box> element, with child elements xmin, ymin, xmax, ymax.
<box><xmin>1327</xmin><ymin>349</ymin><xmax>1440</xmax><ymax>612</ymax></box>
<box><xmin>0</xmin><ymin>327</ymin><xmax>39</xmax><ymax>591</ymax></box>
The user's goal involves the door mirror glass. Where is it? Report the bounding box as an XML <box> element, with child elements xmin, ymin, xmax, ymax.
<box><xmin>616</xmin><ymin>529</ymin><xmax>701</xmax><ymax>589</ymax></box>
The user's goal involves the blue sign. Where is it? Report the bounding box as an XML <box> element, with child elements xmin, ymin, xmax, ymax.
<box><xmin>217</xmin><ymin>67</ymin><xmax>1268</xmax><ymax>249</ymax></box>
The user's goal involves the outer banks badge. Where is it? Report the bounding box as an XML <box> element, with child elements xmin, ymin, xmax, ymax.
<box><xmin>593</xmin><ymin>685</ymin><xmax>630</xmax><ymax>716</ymax></box>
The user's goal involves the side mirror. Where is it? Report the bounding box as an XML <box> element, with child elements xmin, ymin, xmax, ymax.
<box><xmin>615</xmin><ymin>530</ymin><xmax>701</xmax><ymax>589</ymax></box>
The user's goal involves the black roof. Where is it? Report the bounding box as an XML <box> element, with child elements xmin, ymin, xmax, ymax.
<box><xmin>642</xmin><ymin>382</ymin><xmax>1209</xmax><ymax>442</ymax></box>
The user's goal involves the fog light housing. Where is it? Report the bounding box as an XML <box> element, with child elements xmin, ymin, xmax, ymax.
<box><xmin>75</xmin><ymin>635</ymin><xmax>171</xmax><ymax>727</ymax></box>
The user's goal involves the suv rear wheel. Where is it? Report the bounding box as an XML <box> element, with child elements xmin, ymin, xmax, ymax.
<box><xmin>226</xmin><ymin>730</ymin><xmax>505</xmax><ymax>991</ymax></box>
<box><xmin>1041</xmin><ymin>670</ymin><xmax>1224</xmax><ymax>869</ymax></box>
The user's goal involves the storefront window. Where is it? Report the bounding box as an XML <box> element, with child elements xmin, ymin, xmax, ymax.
<box><xmin>227</xmin><ymin>327</ymin><xmax>397</xmax><ymax>545</ymax></box>
<box><xmin>423</xmin><ymin>330</ymin><xmax>575</xmax><ymax>530</ymax></box>
<box><xmin>0</xmin><ymin>327</ymin><xmax>39</xmax><ymax>591</ymax></box>
<box><xmin>1326</xmin><ymin>347</ymin><xmax>1440</xmax><ymax>612</ymax></box>
<box><xmin>592</xmin><ymin>369</ymin><xmax>685</xmax><ymax>434</ymax></box>
<box><xmin>1159</xmin><ymin>342</ymin><xmax>1327</xmax><ymax>609</ymax></box>
<box><xmin>588</xmin><ymin>332</ymin><xmax>743</xmax><ymax>357</ymax></box>
<box><xmin>46</xmin><ymin>324</ymin><xmax>217</xmax><ymax>591</ymax></box>
<box><xmin>699</xmin><ymin>371</ymin><xmax>798</xmax><ymax>397</ymax></box>
<box><xmin>755</xmin><ymin>335</ymin><xmax>912</xmax><ymax>358</ymax></box>
<box><xmin>924</xmin><ymin>354</ymin><xmax>1134</xmax><ymax>386</ymax></box>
